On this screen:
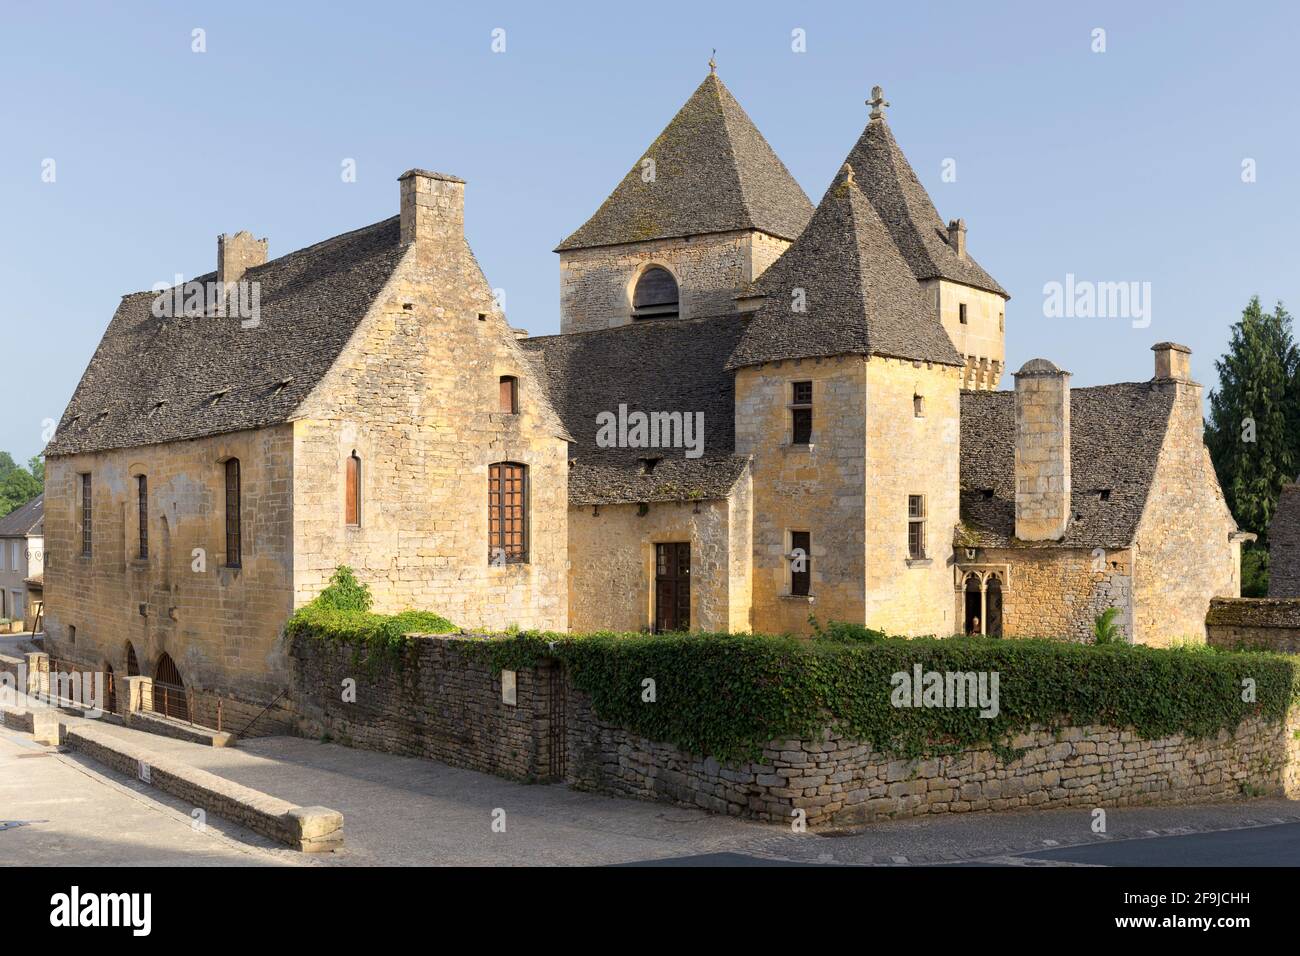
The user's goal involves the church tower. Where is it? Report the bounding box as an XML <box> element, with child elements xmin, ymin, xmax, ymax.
<box><xmin>844</xmin><ymin>88</ymin><xmax>1010</xmax><ymax>390</ymax></box>
<box><xmin>555</xmin><ymin>66</ymin><xmax>813</xmax><ymax>333</ymax></box>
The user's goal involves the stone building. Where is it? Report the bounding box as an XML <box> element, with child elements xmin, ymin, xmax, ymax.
<box><xmin>42</xmin><ymin>170</ymin><xmax>568</xmax><ymax>708</ymax></box>
<box><xmin>43</xmin><ymin>69</ymin><xmax>1245</xmax><ymax>713</ymax></box>
<box><xmin>1269</xmin><ymin>482</ymin><xmax>1300</xmax><ymax>597</ymax></box>
<box><xmin>526</xmin><ymin>72</ymin><xmax>1243</xmax><ymax>643</ymax></box>
<box><xmin>0</xmin><ymin>494</ymin><xmax>43</xmax><ymax>631</ymax></box>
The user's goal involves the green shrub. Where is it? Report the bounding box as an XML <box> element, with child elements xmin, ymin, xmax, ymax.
<box><xmin>314</xmin><ymin>566</ymin><xmax>373</xmax><ymax>612</ymax></box>
<box><xmin>464</xmin><ymin>630</ymin><xmax>1300</xmax><ymax>764</ymax></box>
<box><xmin>808</xmin><ymin>616</ymin><xmax>887</xmax><ymax>644</ymax></box>
<box><xmin>285</xmin><ymin>567</ymin><xmax>455</xmax><ymax>669</ymax></box>
<box><xmin>1092</xmin><ymin>607</ymin><xmax>1123</xmax><ymax>645</ymax></box>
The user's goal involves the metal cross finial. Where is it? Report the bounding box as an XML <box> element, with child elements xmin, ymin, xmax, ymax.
<box><xmin>709</xmin><ymin>49</ymin><xmax>717</xmax><ymax>74</ymax></box>
<box><xmin>868</xmin><ymin>85</ymin><xmax>889</xmax><ymax>120</ymax></box>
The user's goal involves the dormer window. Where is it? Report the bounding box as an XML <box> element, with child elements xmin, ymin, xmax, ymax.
<box><xmin>632</xmin><ymin>266</ymin><xmax>679</xmax><ymax>320</ymax></box>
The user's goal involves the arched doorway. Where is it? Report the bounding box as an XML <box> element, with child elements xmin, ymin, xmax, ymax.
<box><xmin>985</xmin><ymin>575</ymin><xmax>1004</xmax><ymax>638</ymax></box>
<box><xmin>963</xmin><ymin>573</ymin><xmax>982</xmax><ymax>635</ymax></box>
<box><xmin>125</xmin><ymin>641</ymin><xmax>140</xmax><ymax>676</ymax></box>
<box><xmin>152</xmin><ymin>652</ymin><xmax>189</xmax><ymax>721</ymax></box>
<box><xmin>103</xmin><ymin>662</ymin><xmax>116</xmax><ymax>713</ymax></box>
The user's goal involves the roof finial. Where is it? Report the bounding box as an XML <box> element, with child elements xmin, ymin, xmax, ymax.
<box><xmin>840</xmin><ymin>162</ymin><xmax>856</xmax><ymax>187</ymax></box>
<box><xmin>868</xmin><ymin>85</ymin><xmax>889</xmax><ymax>121</ymax></box>
<box><xmin>709</xmin><ymin>49</ymin><xmax>717</xmax><ymax>74</ymax></box>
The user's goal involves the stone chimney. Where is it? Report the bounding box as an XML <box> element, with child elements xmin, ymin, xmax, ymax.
<box><xmin>1014</xmin><ymin>358</ymin><xmax>1071</xmax><ymax>541</ymax></box>
<box><xmin>217</xmin><ymin>231</ymin><xmax>268</xmax><ymax>286</ymax></box>
<box><xmin>947</xmin><ymin>218</ymin><xmax>967</xmax><ymax>259</ymax></box>
<box><xmin>1152</xmin><ymin>342</ymin><xmax>1193</xmax><ymax>382</ymax></box>
<box><xmin>399</xmin><ymin>169</ymin><xmax>466</xmax><ymax>244</ymax></box>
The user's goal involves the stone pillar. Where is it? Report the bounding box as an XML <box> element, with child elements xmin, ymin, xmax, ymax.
<box><xmin>1013</xmin><ymin>359</ymin><xmax>1071</xmax><ymax>541</ymax></box>
<box><xmin>122</xmin><ymin>675</ymin><xmax>153</xmax><ymax>715</ymax></box>
<box><xmin>979</xmin><ymin>582</ymin><xmax>987</xmax><ymax>636</ymax></box>
<box><xmin>24</xmin><ymin>652</ymin><xmax>47</xmax><ymax>699</ymax></box>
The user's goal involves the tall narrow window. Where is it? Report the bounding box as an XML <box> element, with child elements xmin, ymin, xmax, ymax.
<box><xmin>488</xmin><ymin>462</ymin><xmax>527</xmax><ymax>564</ymax></box>
<box><xmin>137</xmin><ymin>475</ymin><xmax>148</xmax><ymax>559</ymax></box>
<box><xmin>80</xmin><ymin>473</ymin><xmax>93</xmax><ymax>556</ymax></box>
<box><xmin>790</xmin><ymin>530</ymin><xmax>811</xmax><ymax>596</ymax></box>
<box><xmin>499</xmin><ymin>376</ymin><xmax>518</xmax><ymax>414</ymax></box>
<box><xmin>908</xmin><ymin>494</ymin><xmax>927</xmax><ymax>559</ymax></box>
<box><xmin>345</xmin><ymin>453</ymin><xmax>361</xmax><ymax>527</ymax></box>
<box><xmin>224</xmin><ymin>459</ymin><xmax>241</xmax><ymax>568</ymax></box>
<box><xmin>791</xmin><ymin>381</ymin><xmax>813</xmax><ymax>445</ymax></box>
<box><xmin>959</xmin><ymin>303</ymin><xmax>968</xmax><ymax>325</ymax></box>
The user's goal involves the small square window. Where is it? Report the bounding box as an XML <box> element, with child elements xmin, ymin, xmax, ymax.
<box><xmin>792</xmin><ymin>381</ymin><xmax>812</xmax><ymax>405</ymax></box>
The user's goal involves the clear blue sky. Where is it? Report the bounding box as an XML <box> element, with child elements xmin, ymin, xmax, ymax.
<box><xmin>2</xmin><ymin>0</ymin><xmax>1297</xmax><ymax>464</ymax></box>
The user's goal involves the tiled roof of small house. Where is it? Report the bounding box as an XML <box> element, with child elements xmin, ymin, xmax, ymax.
<box><xmin>846</xmin><ymin>115</ymin><xmax>1007</xmax><ymax>297</ymax></box>
<box><xmin>727</xmin><ymin>164</ymin><xmax>964</xmax><ymax>370</ymax></box>
<box><xmin>958</xmin><ymin>383</ymin><xmax>1176</xmax><ymax>550</ymax></box>
<box><xmin>45</xmin><ymin>218</ymin><xmax>405</xmax><ymax>457</ymax></box>
<box><xmin>1267</xmin><ymin>482</ymin><xmax>1300</xmax><ymax>597</ymax></box>
<box><xmin>0</xmin><ymin>494</ymin><xmax>43</xmax><ymax>537</ymax></box>
<box><xmin>520</xmin><ymin>315</ymin><xmax>751</xmax><ymax>505</ymax></box>
<box><xmin>555</xmin><ymin>72</ymin><xmax>813</xmax><ymax>251</ymax></box>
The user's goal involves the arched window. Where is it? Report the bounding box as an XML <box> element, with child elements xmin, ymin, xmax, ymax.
<box><xmin>632</xmin><ymin>266</ymin><xmax>679</xmax><ymax>320</ymax></box>
<box><xmin>125</xmin><ymin>641</ymin><xmax>140</xmax><ymax>677</ymax></box>
<box><xmin>153</xmin><ymin>652</ymin><xmax>189</xmax><ymax>721</ymax></box>
<box><xmin>346</xmin><ymin>452</ymin><xmax>361</xmax><ymax>527</ymax></box>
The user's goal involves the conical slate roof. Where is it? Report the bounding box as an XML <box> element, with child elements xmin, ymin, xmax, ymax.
<box><xmin>727</xmin><ymin>164</ymin><xmax>963</xmax><ymax>370</ymax></box>
<box><xmin>555</xmin><ymin>73</ymin><xmax>813</xmax><ymax>251</ymax></box>
<box><xmin>845</xmin><ymin>116</ymin><xmax>1007</xmax><ymax>297</ymax></box>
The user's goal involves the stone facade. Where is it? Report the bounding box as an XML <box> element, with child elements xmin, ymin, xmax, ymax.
<box><xmin>734</xmin><ymin>355</ymin><xmax>961</xmax><ymax>636</ymax></box>
<box><xmin>43</xmin><ymin>426</ymin><xmax>296</xmax><ymax>703</ymax></box>
<box><xmin>956</xmin><ymin>548</ymin><xmax>1133</xmax><ymax>641</ymax></box>
<box><xmin>927</xmin><ymin>279</ymin><xmax>1005</xmax><ymax>391</ymax></box>
<box><xmin>559</xmin><ymin>230</ymin><xmax>789</xmax><ymax>333</ymax></box>
<box><xmin>567</xmin><ymin>477</ymin><xmax>752</xmax><ymax>634</ymax></box>
<box><xmin>1131</xmin><ymin>376</ymin><xmax>1241</xmax><ymax>645</ymax></box>
<box><xmin>291</xmin><ymin>172</ymin><xmax>569</xmax><ymax>632</ymax></box>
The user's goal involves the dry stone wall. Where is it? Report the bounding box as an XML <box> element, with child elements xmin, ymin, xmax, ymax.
<box><xmin>288</xmin><ymin>634</ymin><xmax>1300</xmax><ymax>828</ymax></box>
<box><xmin>1206</xmin><ymin>597</ymin><xmax>1300</xmax><ymax>653</ymax></box>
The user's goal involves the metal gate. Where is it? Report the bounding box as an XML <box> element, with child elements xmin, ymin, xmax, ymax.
<box><xmin>152</xmin><ymin>652</ymin><xmax>190</xmax><ymax>721</ymax></box>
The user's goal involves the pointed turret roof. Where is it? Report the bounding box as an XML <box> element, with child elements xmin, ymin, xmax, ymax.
<box><xmin>845</xmin><ymin>110</ymin><xmax>1007</xmax><ymax>297</ymax></box>
<box><xmin>555</xmin><ymin>72</ymin><xmax>813</xmax><ymax>251</ymax></box>
<box><xmin>727</xmin><ymin>164</ymin><xmax>963</xmax><ymax>370</ymax></box>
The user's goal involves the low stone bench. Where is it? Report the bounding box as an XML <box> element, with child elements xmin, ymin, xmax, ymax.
<box><xmin>1</xmin><ymin>703</ymin><xmax>61</xmax><ymax>746</ymax></box>
<box><xmin>65</xmin><ymin>725</ymin><xmax>342</xmax><ymax>852</ymax></box>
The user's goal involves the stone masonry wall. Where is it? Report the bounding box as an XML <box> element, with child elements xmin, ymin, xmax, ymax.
<box><xmin>567</xmin><ymin>493</ymin><xmax>751</xmax><ymax>634</ymax></box>
<box><xmin>1206</xmin><ymin>597</ymin><xmax>1300</xmax><ymax>653</ymax></box>
<box><xmin>288</xmin><ymin>633</ymin><xmax>1300</xmax><ymax>829</ymax></box>
<box><xmin>1132</xmin><ymin>379</ymin><xmax>1240</xmax><ymax>645</ymax></box>
<box><xmin>559</xmin><ymin>230</ymin><xmax>787</xmax><ymax>333</ymax></box>
<box><xmin>968</xmin><ymin>547</ymin><xmax>1133</xmax><ymax>642</ymax></box>
<box><xmin>289</xmin><ymin>632</ymin><xmax>556</xmax><ymax>781</ymax></box>
<box><xmin>42</xmin><ymin>426</ymin><xmax>296</xmax><ymax>703</ymax></box>
<box><xmin>291</xmin><ymin>177</ymin><xmax>569</xmax><ymax>633</ymax></box>
<box><xmin>1269</xmin><ymin>484</ymin><xmax>1300</xmax><ymax>598</ymax></box>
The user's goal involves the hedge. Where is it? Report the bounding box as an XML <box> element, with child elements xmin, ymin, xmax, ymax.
<box><xmin>461</xmin><ymin>630</ymin><xmax>1300</xmax><ymax>764</ymax></box>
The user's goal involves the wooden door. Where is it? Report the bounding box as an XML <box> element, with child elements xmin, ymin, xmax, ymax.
<box><xmin>654</xmin><ymin>543</ymin><xmax>691</xmax><ymax>633</ymax></box>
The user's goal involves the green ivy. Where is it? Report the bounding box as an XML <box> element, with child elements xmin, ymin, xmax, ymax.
<box><xmin>462</xmin><ymin>631</ymin><xmax>1300</xmax><ymax>764</ymax></box>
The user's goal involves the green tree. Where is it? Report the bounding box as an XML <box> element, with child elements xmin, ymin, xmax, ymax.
<box><xmin>0</xmin><ymin>453</ymin><xmax>42</xmax><ymax>518</ymax></box>
<box><xmin>1206</xmin><ymin>297</ymin><xmax>1299</xmax><ymax>542</ymax></box>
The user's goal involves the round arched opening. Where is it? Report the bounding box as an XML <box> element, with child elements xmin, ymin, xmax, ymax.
<box><xmin>632</xmin><ymin>266</ymin><xmax>679</xmax><ymax>320</ymax></box>
<box><xmin>125</xmin><ymin>641</ymin><xmax>140</xmax><ymax>677</ymax></box>
<box><xmin>152</xmin><ymin>652</ymin><xmax>189</xmax><ymax>721</ymax></box>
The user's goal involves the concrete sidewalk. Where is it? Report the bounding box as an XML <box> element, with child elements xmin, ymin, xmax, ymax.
<box><xmin>10</xmin><ymin>716</ymin><xmax>1300</xmax><ymax>866</ymax></box>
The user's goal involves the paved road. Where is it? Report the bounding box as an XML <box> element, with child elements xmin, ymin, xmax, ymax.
<box><xmin>6</xmin><ymin>718</ymin><xmax>1300</xmax><ymax>866</ymax></box>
